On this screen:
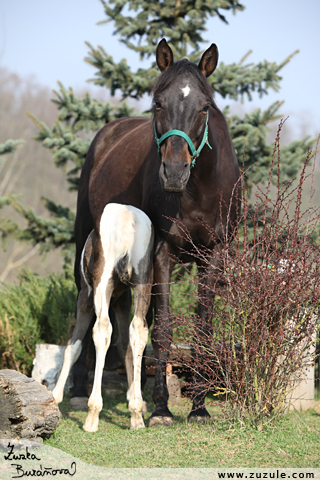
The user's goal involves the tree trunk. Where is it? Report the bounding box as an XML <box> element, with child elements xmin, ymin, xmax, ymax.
<box><xmin>0</xmin><ymin>369</ymin><xmax>60</xmax><ymax>443</ymax></box>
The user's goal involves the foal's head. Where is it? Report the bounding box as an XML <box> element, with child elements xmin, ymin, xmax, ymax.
<box><xmin>153</xmin><ymin>39</ymin><xmax>218</xmax><ymax>193</ymax></box>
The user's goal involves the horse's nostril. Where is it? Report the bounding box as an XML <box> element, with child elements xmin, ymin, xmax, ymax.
<box><xmin>162</xmin><ymin>161</ymin><xmax>168</xmax><ymax>179</ymax></box>
<box><xmin>184</xmin><ymin>162</ymin><xmax>189</xmax><ymax>169</ymax></box>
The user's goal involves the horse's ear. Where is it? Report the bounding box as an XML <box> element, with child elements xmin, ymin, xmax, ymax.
<box><xmin>198</xmin><ymin>44</ymin><xmax>219</xmax><ymax>78</ymax></box>
<box><xmin>156</xmin><ymin>39</ymin><xmax>174</xmax><ymax>72</ymax></box>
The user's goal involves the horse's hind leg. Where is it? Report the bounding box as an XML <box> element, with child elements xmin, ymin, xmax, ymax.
<box><xmin>112</xmin><ymin>290</ymin><xmax>134</xmax><ymax>401</ymax></box>
<box><xmin>53</xmin><ymin>289</ymin><xmax>94</xmax><ymax>404</ymax></box>
<box><xmin>83</xmin><ymin>276</ymin><xmax>113</xmax><ymax>433</ymax></box>
<box><xmin>128</xmin><ymin>282</ymin><xmax>150</xmax><ymax>430</ymax></box>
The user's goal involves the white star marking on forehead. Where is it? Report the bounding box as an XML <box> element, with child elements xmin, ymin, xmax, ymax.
<box><xmin>181</xmin><ymin>85</ymin><xmax>190</xmax><ymax>97</ymax></box>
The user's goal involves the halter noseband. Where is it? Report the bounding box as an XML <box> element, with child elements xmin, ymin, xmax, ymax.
<box><xmin>154</xmin><ymin>111</ymin><xmax>212</xmax><ymax>169</ymax></box>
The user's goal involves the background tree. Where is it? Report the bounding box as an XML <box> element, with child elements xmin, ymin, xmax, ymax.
<box><xmin>0</xmin><ymin>0</ymin><xmax>314</xmax><ymax>270</ymax></box>
<box><xmin>0</xmin><ymin>69</ymin><xmax>74</xmax><ymax>281</ymax></box>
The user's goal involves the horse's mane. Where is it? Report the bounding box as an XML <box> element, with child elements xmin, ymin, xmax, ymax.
<box><xmin>152</xmin><ymin>59</ymin><xmax>215</xmax><ymax>105</ymax></box>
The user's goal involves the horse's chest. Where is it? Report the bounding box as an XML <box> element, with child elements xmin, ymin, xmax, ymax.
<box><xmin>145</xmin><ymin>182</ymin><xmax>223</xmax><ymax>258</ymax></box>
<box><xmin>153</xmin><ymin>204</ymin><xmax>218</xmax><ymax>256</ymax></box>
<box><xmin>173</xmin><ymin>217</ymin><xmax>215</xmax><ymax>252</ymax></box>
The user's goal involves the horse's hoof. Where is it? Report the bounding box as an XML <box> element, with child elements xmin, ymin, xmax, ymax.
<box><xmin>70</xmin><ymin>397</ymin><xmax>88</xmax><ymax>410</ymax></box>
<box><xmin>149</xmin><ymin>416</ymin><xmax>173</xmax><ymax>428</ymax></box>
<box><xmin>83</xmin><ymin>419</ymin><xmax>99</xmax><ymax>432</ymax></box>
<box><xmin>130</xmin><ymin>421</ymin><xmax>146</xmax><ymax>430</ymax></box>
<box><xmin>187</xmin><ymin>414</ymin><xmax>211</xmax><ymax>424</ymax></box>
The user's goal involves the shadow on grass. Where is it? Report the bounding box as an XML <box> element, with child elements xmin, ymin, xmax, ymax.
<box><xmin>58</xmin><ymin>392</ymin><xmax>142</xmax><ymax>431</ymax></box>
<box><xmin>57</xmin><ymin>389</ymin><xmax>224</xmax><ymax>432</ymax></box>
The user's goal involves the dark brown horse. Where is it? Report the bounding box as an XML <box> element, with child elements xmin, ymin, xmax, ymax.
<box><xmin>72</xmin><ymin>39</ymin><xmax>240</xmax><ymax>425</ymax></box>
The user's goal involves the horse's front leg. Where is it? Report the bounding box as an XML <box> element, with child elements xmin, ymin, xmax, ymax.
<box><xmin>188</xmin><ymin>269</ymin><xmax>214</xmax><ymax>423</ymax></box>
<box><xmin>149</xmin><ymin>244</ymin><xmax>174</xmax><ymax>427</ymax></box>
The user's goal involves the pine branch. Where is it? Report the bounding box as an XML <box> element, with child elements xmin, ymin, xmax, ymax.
<box><xmin>98</xmin><ymin>0</ymin><xmax>245</xmax><ymax>59</ymax></box>
<box><xmin>0</xmin><ymin>140</ymin><xmax>24</xmax><ymax>156</ymax></box>
<box><xmin>0</xmin><ymin>194</ymin><xmax>22</xmax><ymax>209</ymax></box>
<box><xmin>211</xmin><ymin>51</ymin><xmax>299</xmax><ymax>100</ymax></box>
<box><xmin>226</xmin><ymin>103</ymin><xmax>315</xmax><ymax>190</ymax></box>
<box><xmin>27</xmin><ymin>85</ymin><xmax>139</xmax><ymax>189</ymax></box>
<box><xmin>51</xmin><ymin>82</ymin><xmax>137</xmax><ymax>131</ymax></box>
<box><xmin>0</xmin><ymin>196</ymin><xmax>75</xmax><ymax>253</ymax></box>
<box><xmin>27</xmin><ymin>112</ymin><xmax>90</xmax><ymax>187</ymax></box>
<box><xmin>85</xmin><ymin>42</ymin><xmax>159</xmax><ymax>98</ymax></box>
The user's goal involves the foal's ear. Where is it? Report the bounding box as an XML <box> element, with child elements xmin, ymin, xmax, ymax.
<box><xmin>156</xmin><ymin>39</ymin><xmax>174</xmax><ymax>72</ymax></box>
<box><xmin>198</xmin><ymin>44</ymin><xmax>219</xmax><ymax>78</ymax></box>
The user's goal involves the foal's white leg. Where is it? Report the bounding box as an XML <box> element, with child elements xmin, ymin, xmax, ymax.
<box><xmin>53</xmin><ymin>288</ymin><xmax>93</xmax><ymax>404</ymax></box>
<box><xmin>83</xmin><ymin>281</ymin><xmax>112</xmax><ymax>433</ymax></box>
<box><xmin>128</xmin><ymin>308</ymin><xmax>149</xmax><ymax>430</ymax></box>
<box><xmin>52</xmin><ymin>340</ymin><xmax>82</xmax><ymax>403</ymax></box>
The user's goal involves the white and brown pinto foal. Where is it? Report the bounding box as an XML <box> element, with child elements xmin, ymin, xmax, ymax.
<box><xmin>53</xmin><ymin>203</ymin><xmax>154</xmax><ymax>430</ymax></box>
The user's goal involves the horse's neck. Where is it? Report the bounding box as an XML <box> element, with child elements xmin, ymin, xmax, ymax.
<box><xmin>186</xmin><ymin>153</ymin><xmax>217</xmax><ymax>196</ymax></box>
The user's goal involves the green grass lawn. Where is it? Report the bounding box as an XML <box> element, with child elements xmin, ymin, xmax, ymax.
<box><xmin>45</xmin><ymin>389</ymin><xmax>320</xmax><ymax>468</ymax></box>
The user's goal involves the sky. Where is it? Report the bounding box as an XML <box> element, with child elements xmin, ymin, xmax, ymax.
<box><xmin>0</xmin><ymin>0</ymin><xmax>319</xmax><ymax>138</ymax></box>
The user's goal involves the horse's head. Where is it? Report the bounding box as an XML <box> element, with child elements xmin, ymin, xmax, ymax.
<box><xmin>153</xmin><ymin>39</ymin><xmax>218</xmax><ymax>193</ymax></box>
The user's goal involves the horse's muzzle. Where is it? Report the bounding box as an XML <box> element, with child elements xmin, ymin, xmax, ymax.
<box><xmin>159</xmin><ymin>160</ymin><xmax>190</xmax><ymax>193</ymax></box>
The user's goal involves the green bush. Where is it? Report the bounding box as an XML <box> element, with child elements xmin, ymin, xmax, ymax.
<box><xmin>0</xmin><ymin>269</ymin><xmax>77</xmax><ymax>375</ymax></box>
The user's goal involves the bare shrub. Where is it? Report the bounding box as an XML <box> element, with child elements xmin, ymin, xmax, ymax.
<box><xmin>156</xmin><ymin>123</ymin><xmax>320</xmax><ymax>427</ymax></box>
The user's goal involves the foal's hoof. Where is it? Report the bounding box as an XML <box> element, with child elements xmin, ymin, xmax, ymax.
<box><xmin>70</xmin><ymin>397</ymin><xmax>88</xmax><ymax>410</ymax></box>
<box><xmin>149</xmin><ymin>416</ymin><xmax>173</xmax><ymax>428</ymax></box>
<box><xmin>83</xmin><ymin>417</ymin><xmax>99</xmax><ymax>433</ymax></box>
<box><xmin>130</xmin><ymin>419</ymin><xmax>146</xmax><ymax>430</ymax></box>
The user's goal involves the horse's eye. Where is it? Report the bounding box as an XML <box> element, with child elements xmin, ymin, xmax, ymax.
<box><xmin>155</xmin><ymin>101</ymin><xmax>162</xmax><ymax>111</ymax></box>
<box><xmin>201</xmin><ymin>105</ymin><xmax>210</xmax><ymax>114</ymax></box>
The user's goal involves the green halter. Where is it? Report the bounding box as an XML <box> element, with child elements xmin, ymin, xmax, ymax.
<box><xmin>154</xmin><ymin>111</ymin><xmax>212</xmax><ymax>169</ymax></box>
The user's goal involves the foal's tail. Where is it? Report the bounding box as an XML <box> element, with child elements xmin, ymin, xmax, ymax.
<box><xmin>91</xmin><ymin>203</ymin><xmax>153</xmax><ymax>286</ymax></box>
<box><xmin>115</xmin><ymin>252</ymin><xmax>131</xmax><ymax>285</ymax></box>
<box><xmin>101</xmin><ymin>203</ymin><xmax>136</xmax><ymax>284</ymax></box>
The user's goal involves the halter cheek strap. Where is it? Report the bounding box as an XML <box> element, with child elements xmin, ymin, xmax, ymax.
<box><xmin>154</xmin><ymin>111</ymin><xmax>212</xmax><ymax>169</ymax></box>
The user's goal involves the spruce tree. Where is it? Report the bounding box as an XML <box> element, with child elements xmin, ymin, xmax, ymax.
<box><xmin>0</xmin><ymin>139</ymin><xmax>24</xmax><ymax>209</ymax></box>
<box><xmin>0</xmin><ymin>0</ymin><xmax>314</xmax><ymax>266</ymax></box>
